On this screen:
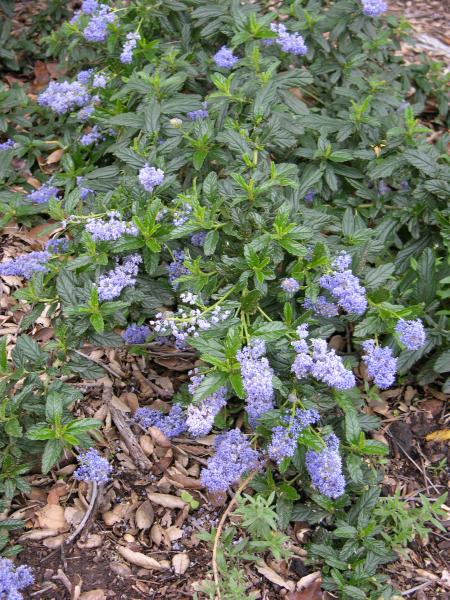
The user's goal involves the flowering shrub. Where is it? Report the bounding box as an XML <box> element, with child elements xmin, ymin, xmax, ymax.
<box><xmin>0</xmin><ymin>0</ymin><xmax>449</xmax><ymax>595</ymax></box>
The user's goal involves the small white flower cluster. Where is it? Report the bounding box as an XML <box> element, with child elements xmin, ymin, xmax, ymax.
<box><xmin>150</xmin><ymin>305</ymin><xmax>231</xmax><ymax>349</ymax></box>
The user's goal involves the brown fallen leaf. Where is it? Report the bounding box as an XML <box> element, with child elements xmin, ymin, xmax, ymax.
<box><xmin>172</xmin><ymin>553</ymin><xmax>190</xmax><ymax>575</ymax></box>
<box><xmin>135</xmin><ymin>500</ymin><xmax>154</xmax><ymax>530</ymax></box>
<box><xmin>116</xmin><ymin>546</ymin><xmax>166</xmax><ymax>570</ymax></box>
<box><xmin>256</xmin><ymin>560</ymin><xmax>295</xmax><ymax>592</ymax></box>
<box><xmin>426</xmin><ymin>429</ymin><xmax>450</xmax><ymax>442</ymax></box>
<box><xmin>36</xmin><ymin>504</ymin><xmax>68</xmax><ymax>531</ymax></box>
<box><xmin>79</xmin><ymin>590</ymin><xmax>107</xmax><ymax>600</ymax></box>
<box><xmin>147</xmin><ymin>492</ymin><xmax>187</xmax><ymax>510</ymax></box>
<box><xmin>46</xmin><ymin>148</ymin><xmax>64</xmax><ymax>165</ymax></box>
<box><xmin>287</xmin><ymin>572</ymin><xmax>323</xmax><ymax>600</ymax></box>
<box><xmin>18</xmin><ymin>529</ymin><xmax>60</xmax><ymax>541</ymax></box>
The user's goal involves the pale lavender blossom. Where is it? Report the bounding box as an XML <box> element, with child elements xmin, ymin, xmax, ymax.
<box><xmin>305</xmin><ymin>433</ymin><xmax>345</xmax><ymax>498</ymax></box>
<box><xmin>76</xmin><ymin>176</ymin><xmax>94</xmax><ymax>199</ymax></box>
<box><xmin>92</xmin><ymin>73</ymin><xmax>107</xmax><ymax>88</ymax></box>
<box><xmin>186</xmin><ymin>371</ymin><xmax>227</xmax><ymax>437</ymax></box>
<box><xmin>83</xmin><ymin>4</ymin><xmax>116</xmax><ymax>42</ymax></box>
<box><xmin>74</xmin><ymin>448</ymin><xmax>112</xmax><ymax>484</ymax></box>
<box><xmin>134</xmin><ymin>405</ymin><xmax>186</xmax><ymax>437</ymax></box>
<box><xmin>0</xmin><ymin>558</ymin><xmax>34</xmax><ymax>600</ymax></box>
<box><xmin>167</xmin><ymin>250</ymin><xmax>190</xmax><ymax>289</ymax></box>
<box><xmin>213</xmin><ymin>46</ymin><xmax>238</xmax><ymax>69</ymax></box>
<box><xmin>237</xmin><ymin>340</ymin><xmax>274</xmax><ymax>427</ymax></box>
<box><xmin>281</xmin><ymin>277</ymin><xmax>300</xmax><ymax>294</ymax></box>
<box><xmin>27</xmin><ymin>183</ymin><xmax>59</xmax><ymax>204</ymax></box>
<box><xmin>80</xmin><ymin>125</ymin><xmax>104</xmax><ymax>146</ymax></box>
<box><xmin>362</xmin><ymin>339</ymin><xmax>397</xmax><ymax>389</ymax></box>
<box><xmin>173</xmin><ymin>203</ymin><xmax>192</xmax><ymax>227</ymax></box>
<box><xmin>138</xmin><ymin>164</ymin><xmax>165</xmax><ymax>193</ymax></box>
<box><xmin>120</xmin><ymin>32</ymin><xmax>140</xmax><ymax>64</ymax></box>
<box><xmin>97</xmin><ymin>254</ymin><xmax>141</xmax><ymax>301</ymax></box>
<box><xmin>77</xmin><ymin>69</ymin><xmax>94</xmax><ymax>84</ymax></box>
<box><xmin>303</xmin><ymin>296</ymin><xmax>339</xmax><ymax>318</ymax></box>
<box><xmin>81</xmin><ymin>0</ymin><xmax>99</xmax><ymax>14</ymax></box>
<box><xmin>38</xmin><ymin>81</ymin><xmax>91</xmax><ymax>114</ymax></box>
<box><xmin>187</xmin><ymin>102</ymin><xmax>209</xmax><ymax>121</ymax></box>
<box><xmin>123</xmin><ymin>323</ymin><xmax>150</xmax><ymax>344</ymax></box>
<box><xmin>200</xmin><ymin>429</ymin><xmax>260</xmax><ymax>493</ymax></box>
<box><xmin>46</xmin><ymin>238</ymin><xmax>69</xmax><ymax>254</ymax></box>
<box><xmin>304</xmin><ymin>190</ymin><xmax>316</xmax><ymax>203</ymax></box>
<box><xmin>85</xmin><ymin>211</ymin><xmax>138</xmax><ymax>241</ymax></box>
<box><xmin>268</xmin><ymin>408</ymin><xmax>320</xmax><ymax>464</ymax></box>
<box><xmin>395</xmin><ymin>318</ymin><xmax>426</xmax><ymax>351</ymax></box>
<box><xmin>319</xmin><ymin>252</ymin><xmax>367</xmax><ymax>315</ymax></box>
<box><xmin>0</xmin><ymin>251</ymin><xmax>50</xmax><ymax>279</ymax></box>
<box><xmin>361</xmin><ymin>0</ymin><xmax>387</xmax><ymax>17</ymax></box>
<box><xmin>0</xmin><ymin>139</ymin><xmax>14</xmax><ymax>151</ymax></box>
<box><xmin>268</xmin><ymin>23</ymin><xmax>308</xmax><ymax>56</ymax></box>
<box><xmin>190</xmin><ymin>231</ymin><xmax>207</xmax><ymax>247</ymax></box>
<box><xmin>77</xmin><ymin>105</ymin><xmax>95</xmax><ymax>122</ymax></box>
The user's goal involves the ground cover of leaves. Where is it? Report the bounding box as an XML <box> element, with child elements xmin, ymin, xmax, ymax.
<box><xmin>0</xmin><ymin>1</ymin><xmax>449</xmax><ymax>599</ymax></box>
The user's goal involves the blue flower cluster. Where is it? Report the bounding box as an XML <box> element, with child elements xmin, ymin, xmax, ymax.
<box><xmin>237</xmin><ymin>340</ymin><xmax>275</xmax><ymax>427</ymax></box>
<box><xmin>167</xmin><ymin>250</ymin><xmax>191</xmax><ymax>289</ymax></box>
<box><xmin>0</xmin><ymin>251</ymin><xmax>50</xmax><ymax>279</ymax></box>
<box><xmin>134</xmin><ymin>405</ymin><xmax>186</xmax><ymax>438</ymax></box>
<box><xmin>319</xmin><ymin>252</ymin><xmax>367</xmax><ymax>315</ymax></box>
<box><xmin>85</xmin><ymin>211</ymin><xmax>138</xmax><ymax>241</ymax></box>
<box><xmin>305</xmin><ymin>433</ymin><xmax>345</xmax><ymax>498</ymax></box>
<box><xmin>76</xmin><ymin>176</ymin><xmax>94</xmax><ymax>199</ymax></box>
<box><xmin>138</xmin><ymin>164</ymin><xmax>165</xmax><ymax>193</ymax></box>
<box><xmin>0</xmin><ymin>139</ymin><xmax>14</xmax><ymax>151</ymax></box>
<box><xmin>97</xmin><ymin>254</ymin><xmax>141</xmax><ymax>301</ymax></box>
<box><xmin>190</xmin><ymin>231</ymin><xmax>207</xmax><ymax>247</ymax></box>
<box><xmin>291</xmin><ymin>325</ymin><xmax>355</xmax><ymax>390</ymax></box>
<box><xmin>38</xmin><ymin>81</ymin><xmax>91</xmax><ymax>115</ymax></box>
<box><xmin>173</xmin><ymin>203</ymin><xmax>192</xmax><ymax>227</ymax></box>
<box><xmin>303</xmin><ymin>295</ymin><xmax>339</xmax><ymax>318</ymax></box>
<box><xmin>213</xmin><ymin>46</ymin><xmax>238</xmax><ymax>69</ymax></box>
<box><xmin>187</xmin><ymin>102</ymin><xmax>209</xmax><ymax>121</ymax></box>
<box><xmin>74</xmin><ymin>448</ymin><xmax>112</xmax><ymax>485</ymax></box>
<box><xmin>280</xmin><ymin>277</ymin><xmax>300</xmax><ymax>294</ymax></box>
<box><xmin>27</xmin><ymin>183</ymin><xmax>59</xmax><ymax>204</ymax></box>
<box><xmin>362</xmin><ymin>340</ymin><xmax>397</xmax><ymax>389</ymax></box>
<box><xmin>83</xmin><ymin>4</ymin><xmax>116</xmax><ymax>42</ymax></box>
<box><xmin>122</xmin><ymin>323</ymin><xmax>150</xmax><ymax>344</ymax></box>
<box><xmin>200</xmin><ymin>429</ymin><xmax>260</xmax><ymax>493</ymax></box>
<box><xmin>267</xmin><ymin>23</ymin><xmax>308</xmax><ymax>56</ymax></box>
<box><xmin>0</xmin><ymin>558</ymin><xmax>34</xmax><ymax>600</ymax></box>
<box><xmin>361</xmin><ymin>0</ymin><xmax>388</xmax><ymax>17</ymax></box>
<box><xmin>395</xmin><ymin>318</ymin><xmax>426</xmax><ymax>351</ymax></box>
<box><xmin>186</xmin><ymin>371</ymin><xmax>227</xmax><ymax>437</ymax></box>
<box><xmin>268</xmin><ymin>408</ymin><xmax>320</xmax><ymax>464</ymax></box>
<box><xmin>45</xmin><ymin>238</ymin><xmax>69</xmax><ymax>254</ymax></box>
<box><xmin>120</xmin><ymin>32</ymin><xmax>140</xmax><ymax>64</ymax></box>
<box><xmin>80</xmin><ymin>125</ymin><xmax>104</xmax><ymax>146</ymax></box>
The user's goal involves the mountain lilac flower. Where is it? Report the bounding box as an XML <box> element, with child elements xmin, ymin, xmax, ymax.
<box><xmin>311</xmin><ymin>339</ymin><xmax>356</xmax><ymax>390</ymax></box>
<box><xmin>139</xmin><ymin>164</ymin><xmax>165</xmax><ymax>193</ymax></box>
<box><xmin>268</xmin><ymin>408</ymin><xmax>320</xmax><ymax>464</ymax></box>
<box><xmin>213</xmin><ymin>46</ymin><xmax>238</xmax><ymax>69</ymax></box>
<box><xmin>0</xmin><ymin>558</ymin><xmax>34</xmax><ymax>600</ymax></box>
<box><xmin>123</xmin><ymin>323</ymin><xmax>150</xmax><ymax>344</ymax></box>
<box><xmin>134</xmin><ymin>405</ymin><xmax>186</xmax><ymax>437</ymax></box>
<box><xmin>281</xmin><ymin>277</ymin><xmax>300</xmax><ymax>294</ymax></box>
<box><xmin>46</xmin><ymin>238</ymin><xmax>69</xmax><ymax>254</ymax></box>
<box><xmin>0</xmin><ymin>251</ymin><xmax>50</xmax><ymax>279</ymax></box>
<box><xmin>0</xmin><ymin>139</ymin><xmax>14</xmax><ymax>151</ymax></box>
<box><xmin>92</xmin><ymin>73</ymin><xmax>107</xmax><ymax>88</ymax></box>
<box><xmin>83</xmin><ymin>4</ymin><xmax>116</xmax><ymax>42</ymax></box>
<box><xmin>269</xmin><ymin>23</ymin><xmax>308</xmax><ymax>56</ymax></box>
<box><xmin>173</xmin><ymin>203</ymin><xmax>192</xmax><ymax>227</ymax></box>
<box><xmin>200</xmin><ymin>429</ymin><xmax>260</xmax><ymax>493</ymax></box>
<box><xmin>304</xmin><ymin>190</ymin><xmax>316</xmax><ymax>203</ymax></box>
<box><xmin>190</xmin><ymin>231</ymin><xmax>207</xmax><ymax>247</ymax></box>
<box><xmin>77</xmin><ymin>105</ymin><xmax>95</xmax><ymax>122</ymax></box>
<box><xmin>186</xmin><ymin>371</ymin><xmax>227</xmax><ymax>437</ymax></box>
<box><xmin>362</xmin><ymin>339</ymin><xmax>397</xmax><ymax>389</ymax></box>
<box><xmin>167</xmin><ymin>250</ymin><xmax>190</xmax><ymax>289</ymax></box>
<box><xmin>76</xmin><ymin>177</ymin><xmax>95</xmax><ymax>199</ymax></box>
<box><xmin>97</xmin><ymin>254</ymin><xmax>141</xmax><ymax>301</ymax></box>
<box><xmin>305</xmin><ymin>433</ymin><xmax>345</xmax><ymax>498</ymax></box>
<box><xmin>85</xmin><ymin>211</ymin><xmax>138</xmax><ymax>241</ymax></box>
<box><xmin>38</xmin><ymin>81</ymin><xmax>91</xmax><ymax>114</ymax></box>
<box><xmin>74</xmin><ymin>448</ymin><xmax>112</xmax><ymax>485</ymax></box>
<box><xmin>81</xmin><ymin>0</ymin><xmax>99</xmax><ymax>14</ymax></box>
<box><xmin>77</xmin><ymin>69</ymin><xmax>94</xmax><ymax>84</ymax></box>
<box><xmin>27</xmin><ymin>183</ymin><xmax>59</xmax><ymax>204</ymax></box>
<box><xmin>120</xmin><ymin>32</ymin><xmax>140</xmax><ymax>64</ymax></box>
<box><xmin>80</xmin><ymin>125</ymin><xmax>104</xmax><ymax>146</ymax></box>
<box><xmin>395</xmin><ymin>318</ymin><xmax>426</xmax><ymax>351</ymax></box>
<box><xmin>237</xmin><ymin>339</ymin><xmax>274</xmax><ymax>427</ymax></box>
<box><xmin>378</xmin><ymin>180</ymin><xmax>391</xmax><ymax>195</ymax></box>
<box><xmin>187</xmin><ymin>102</ymin><xmax>209</xmax><ymax>121</ymax></box>
<box><xmin>319</xmin><ymin>252</ymin><xmax>367</xmax><ymax>316</ymax></box>
<box><xmin>303</xmin><ymin>296</ymin><xmax>339</xmax><ymax>318</ymax></box>
<box><xmin>400</xmin><ymin>180</ymin><xmax>409</xmax><ymax>191</ymax></box>
<box><xmin>361</xmin><ymin>0</ymin><xmax>387</xmax><ymax>17</ymax></box>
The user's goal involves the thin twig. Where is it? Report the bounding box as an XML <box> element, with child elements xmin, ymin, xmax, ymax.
<box><xmin>212</xmin><ymin>470</ymin><xmax>258</xmax><ymax>600</ymax></box>
<box><xmin>73</xmin><ymin>349</ymin><xmax>124</xmax><ymax>379</ymax></box>
<box><xmin>401</xmin><ymin>580</ymin><xmax>433</xmax><ymax>596</ymax></box>
<box><xmin>63</xmin><ymin>482</ymin><xmax>99</xmax><ymax>547</ymax></box>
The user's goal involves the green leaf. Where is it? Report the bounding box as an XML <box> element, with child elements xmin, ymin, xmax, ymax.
<box><xmin>12</xmin><ymin>335</ymin><xmax>46</xmax><ymax>369</ymax></box>
<box><xmin>90</xmin><ymin>312</ymin><xmax>105</xmax><ymax>334</ymax></box>
<box><xmin>193</xmin><ymin>149</ymin><xmax>208</xmax><ymax>170</ymax></box>
<box><xmin>4</xmin><ymin>418</ymin><xmax>22</xmax><ymax>438</ymax></box>
<box><xmin>434</xmin><ymin>350</ymin><xmax>450</xmax><ymax>373</ymax></box>
<box><xmin>345</xmin><ymin>411</ymin><xmax>361</xmax><ymax>444</ymax></box>
<box><xmin>204</xmin><ymin>230</ymin><xmax>219</xmax><ymax>256</ymax></box>
<box><xmin>26</xmin><ymin>424</ymin><xmax>55</xmax><ymax>441</ymax></box>
<box><xmin>403</xmin><ymin>149</ymin><xmax>438</xmax><ymax>176</ymax></box>
<box><xmin>193</xmin><ymin>371</ymin><xmax>228</xmax><ymax>403</ymax></box>
<box><xmin>45</xmin><ymin>393</ymin><xmax>63</xmax><ymax>422</ymax></box>
<box><xmin>364</xmin><ymin>263</ymin><xmax>395</xmax><ymax>290</ymax></box>
<box><xmin>42</xmin><ymin>439</ymin><xmax>62</xmax><ymax>474</ymax></box>
<box><xmin>361</xmin><ymin>440</ymin><xmax>389</xmax><ymax>455</ymax></box>
<box><xmin>250</xmin><ymin>321</ymin><xmax>287</xmax><ymax>341</ymax></box>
